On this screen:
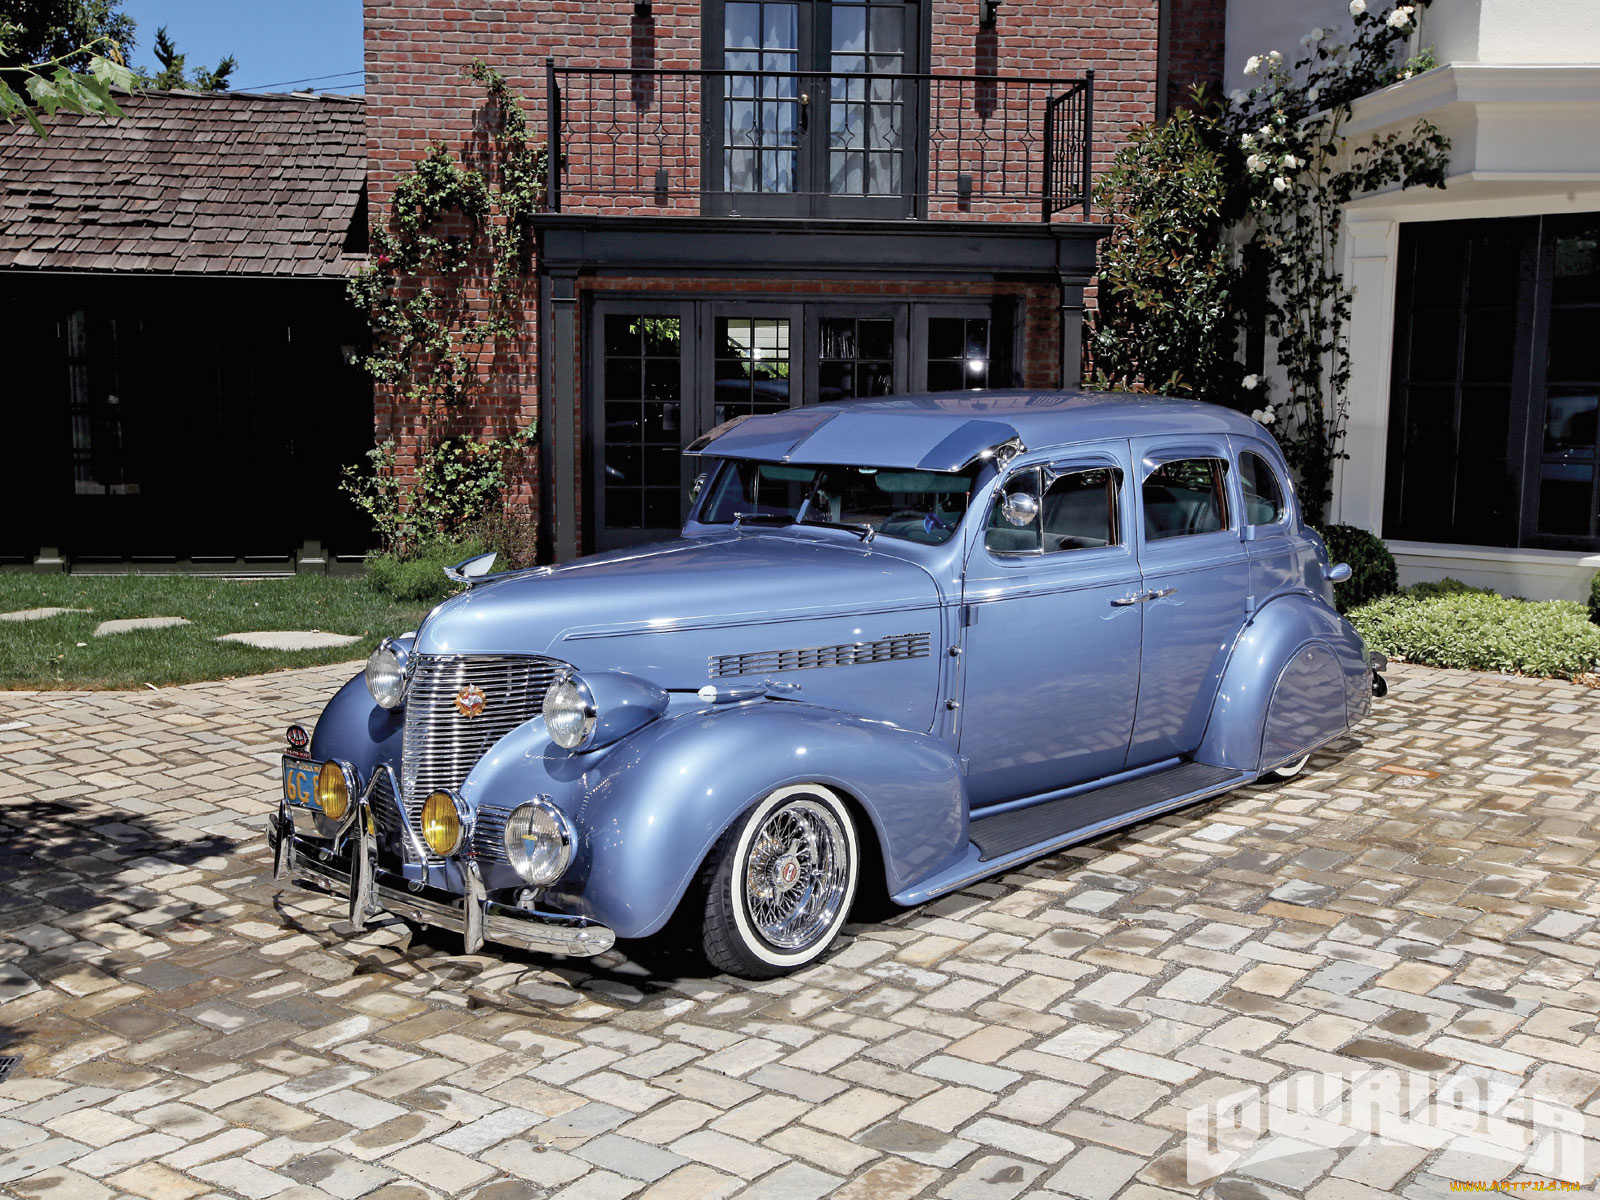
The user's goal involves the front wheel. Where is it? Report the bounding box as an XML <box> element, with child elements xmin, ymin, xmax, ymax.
<box><xmin>702</xmin><ymin>784</ymin><xmax>859</xmax><ymax>978</ymax></box>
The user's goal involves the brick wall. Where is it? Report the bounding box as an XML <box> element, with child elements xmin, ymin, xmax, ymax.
<box><xmin>1166</xmin><ymin>0</ymin><xmax>1227</xmax><ymax>113</ymax></box>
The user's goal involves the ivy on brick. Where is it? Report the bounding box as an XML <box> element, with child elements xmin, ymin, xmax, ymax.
<box><xmin>343</xmin><ymin>60</ymin><xmax>547</xmax><ymax>555</ymax></box>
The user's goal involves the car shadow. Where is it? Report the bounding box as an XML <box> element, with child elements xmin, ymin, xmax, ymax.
<box><xmin>0</xmin><ymin>795</ymin><xmax>245</xmax><ymax>1058</ymax></box>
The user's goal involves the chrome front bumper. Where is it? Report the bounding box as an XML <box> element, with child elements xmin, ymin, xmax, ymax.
<box><xmin>268</xmin><ymin>810</ymin><xmax>615</xmax><ymax>958</ymax></box>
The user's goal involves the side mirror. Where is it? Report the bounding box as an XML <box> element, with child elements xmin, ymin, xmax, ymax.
<box><xmin>1324</xmin><ymin>561</ymin><xmax>1352</xmax><ymax>584</ymax></box>
<box><xmin>688</xmin><ymin>472</ymin><xmax>708</xmax><ymax>503</ymax></box>
<box><xmin>1000</xmin><ymin>492</ymin><xmax>1039</xmax><ymax>527</ymax></box>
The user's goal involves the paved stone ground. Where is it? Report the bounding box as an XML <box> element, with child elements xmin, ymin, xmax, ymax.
<box><xmin>1</xmin><ymin>662</ymin><xmax>1599</xmax><ymax>1200</ymax></box>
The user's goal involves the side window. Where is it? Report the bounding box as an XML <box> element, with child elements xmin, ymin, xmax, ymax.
<box><xmin>1239</xmin><ymin>451</ymin><xmax>1285</xmax><ymax>526</ymax></box>
<box><xmin>985</xmin><ymin>466</ymin><xmax>1042</xmax><ymax>555</ymax></box>
<box><xmin>1041</xmin><ymin>467</ymin><xmax>1120</xmax><ymax>552</ymax></box>
<box><xmin>1142</xmin><ymin>457</ymin><xmax>1230</xmax><ymax>541</ymax></box>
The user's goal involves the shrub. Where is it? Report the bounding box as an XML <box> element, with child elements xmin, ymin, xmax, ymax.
<box><xmin>1590</xmin><ymin>571</ymin><xmax>1600</xmax><ymax>626</ymax></box>
<box><xmin>464</xmin><ymin>507</ymin><xmax>540</xmax><ymax>572</ymax></box>
<box><xmin>365</xmin><ymin>536</ymin><xmax>488</xmax><ymax>604</ymax></box>
<box><xmin>1404</xmin><ymin>576</ymin><xmax>1495</xmax><ymax>601</ymax></box>
<box><xmin>1350</xmin><ymin>592</ymin><xmax>1600</xmax><ymax>680</ymax></box>
<box><xmin>1316</xmin><ymin>524</ymin><xmax>1398</xmax><ymax>612</ymax></box>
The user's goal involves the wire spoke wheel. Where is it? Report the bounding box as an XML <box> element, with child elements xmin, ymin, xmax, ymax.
<box><xmin>702</xmin><ymin>784</ymin><xmax>859</xmax><ymax>977</ymax></box>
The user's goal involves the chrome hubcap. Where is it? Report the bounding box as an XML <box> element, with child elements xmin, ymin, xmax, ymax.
<box><xmin>743</xmin><ymin>799</ymin><xmax>849</xmax><ymax>951</ymax></box>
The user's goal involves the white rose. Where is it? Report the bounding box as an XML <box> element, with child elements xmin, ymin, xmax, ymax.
<box><xmin>1259</xmin><ymin>124</ymin><xmax>1274</xmax><ymax>139</ymax></box>
<box><xmin>1261</xmin><ymin>406</ymin><xmax>1277</xmax><ymax>424</ymax></box>
<box><xmin>1300</xmin><ymin>32</ymin><xmax>1313</xmax><ymax>48</ymax></box>
<box><xmin>1231</xmin><ymin>89</ymin><xmax>1247</xmax><ymax>104</ymax></box>
<box><xmin>1272</xmin><ymin>176</ymin><xmax>1290</xmax><ymax>192</ymax></box>
<box><xmin>1349</xmin><ymin>0</ymin><xmax>1367</xmax><ymax>15</ymax></box>
<box><xmin>1246</xmin><ymin>154</ymin><xmax>1266</xmax><ymax>172</ymax></box>
<box><xmin>1387</xmin><ymin>6</ymin><xmax>1411</xmax><ymax>27</ymax></box>
<box><xmin>1251</xmin><ymin>409</ymin><xmax>1265</xmax><ymax>422</ymax></box>
<box><xmin>1307</xmin><ymin>85</ymin><xmax>1321</xmax><ymax>103</ymax></box>
<box><xmin>1267</xmin><ymin>50</ymin><xmax>1283</xmax><ymax>64</ymax></box>
<box><xmin>1311</xmin><ymin>27</ymin><xmax>1326</xmax><ymax>41</ymax></box>
<box><xmin>1244</xmin><ymin>374</ymin><xmax>1260</xmax><ymax>390</ymax></box>
<box><xmin>1282</xmin><ymin>154</ymin><xmax>1301</xmax><ymax>169</ymax></box>
<box><xmin>1244</xmin><ymin>55</ymin><xmax>1262</xmax><ymax>76</ymax></box>
<box><xmin>1241</xmin><ymin>131</ymin><xmax>1255</xmax><ymax>146</ymax></box>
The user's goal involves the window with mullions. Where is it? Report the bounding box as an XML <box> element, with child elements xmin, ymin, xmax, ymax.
<box><xmin>715</xmin><ymin>317</ymin><xmax>792</xmax><ymax>425</ymax></box>
<box><xmin>829</xmin><ymin>0</ymin><xmax>906</xmax><ymax>197</ymax></box>
<box><xmin>926</xmin><ymin>317</ymin><xmax>989</xmax><ymax>391</ymax></box>
<box><xmin>723</xmin><ymin>2</ymin><xmax>801</xmax><ymax>194</ymax></box>
<box><xmin>819</xmin><ymin>317</ymin><xmax>893</xmax><ymax>401</ymax></box>
<box><xmin>602</xmin><ymin>315</ymin><xmax>683</xmax><ymax>532</ymax></box>
<box><xmin>1385</xmin><ymin>215</ymin><xmax>1600</xmax><ymax>550</ymax></box>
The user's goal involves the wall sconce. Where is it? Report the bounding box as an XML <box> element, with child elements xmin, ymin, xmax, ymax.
<box><xmin>979</xmin><ymin>0</ymin><xmax>1000</xmax><ymax>29</ymax></box>
<box><xmin>339</xmin><ymin>344</ymin><xmax>360</xmax><ymax>366</ymax></box>
<box><xmin>634</xmin><ymin>0</ymin><xmax>653</xmax><ymax>17</ymax></box>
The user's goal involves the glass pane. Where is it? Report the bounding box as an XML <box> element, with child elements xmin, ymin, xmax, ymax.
<box><xmin>604</xmin><ymin>359</ymin><xmax>641</xmax><ymax>401</ymax></box>
<box><xmin>832</xmin><ymin>6</ymin><xmax>866</xmax><ymax>54</ymax></box>
<box><xmin>604</xmin><ymin>315</ymin><xmax>681</xmax><ymax>532</ymax></box>
<box><xmin>1552</xmin><ymin>226</ymin><xmax>1600</xmax><ymax>306</ymax></box>
<box><xmin>604</xmin><ymin>314</ymin><xmax>639</xmax><ymax>356</ymax></box>
<box><xmin>926</xmin><ymin>361</ymin><xmax>962</xmax><ymax>393</ymax></box>
<box><xmin>1042</xmin><ymin>468</ymin><xmax>1118</xmax><ymax>550</ymax></box>
<box><xmin>1239</xmin><ymin>452</ymin><xmax>1283</xmax><ymax>525</ymax></box>
<box><xmin>1406</xmin><ymin>307</ymin><xmax>1460</xmax><ymax>381</ymax></box>
<box><xmin>1546</xmin><ymin>307</ymin><xmax>1600</xmax><ymax>382</ymax></box>
<box><xmin>928</xmin><ymin>318</ymin><xmax>964</xmax><ymax>357</ymax></box>
<box><xmin>1143</xmin><ymin>459</ymin><xmax>1229</xmax><ymax>539</ymax></box>
<box><xmin>763</xmin><ymin>3</ymin><xmax>798</xmax><ymax>50</ymax></box>
<box><xmin>859</xmin><ymin>318</ymin><xmax>892</xmax><ymax>359</ymax></box>
<box><xmin>964</xmin><ymin>320</ymin><xmax>990</xmax><ymax>360</ymax></box>
<box><xmin>869</xmin><ymin>5</ymin><xmax>904</xmax><ymax>53</ymax></box>
<box><xmin>726</xmin><ymin>3</ymin><xmax>760</xmax><ymax>49</ymax></box>
<box><xmin>1462</xmin><ymin>310</ymin><xmax>1514</xmax><ymax>383</ymax></box>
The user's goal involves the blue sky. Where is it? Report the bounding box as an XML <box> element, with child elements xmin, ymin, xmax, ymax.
<box><xmin>119</xmin><ymin>0</ymin><xmax>364</xmax><ymax>94</ymax></box>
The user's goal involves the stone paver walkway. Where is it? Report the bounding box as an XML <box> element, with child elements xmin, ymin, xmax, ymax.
<box><xmin>1</xmin><ymin>662</ymin><xmax>1598</xmax><ymax>1200</ymax></box>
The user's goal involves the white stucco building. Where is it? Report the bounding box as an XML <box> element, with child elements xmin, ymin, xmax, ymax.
<box><xmin>1227</xmin><ymin>0</ymin><xmax>1600</xmax><ymax>600</ymax></box>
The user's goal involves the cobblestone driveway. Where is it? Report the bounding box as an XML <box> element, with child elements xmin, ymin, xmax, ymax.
<box><xmin>1</xmin><ymin>662</ymin><xmax>1598</xmax><ymax>1200</ymax></box>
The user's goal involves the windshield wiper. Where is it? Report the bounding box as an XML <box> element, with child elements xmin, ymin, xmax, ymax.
<box><xmin>800</xmin><ymin>517</ymin><xmax>876</xmax><ymax>543</ymax></box>
<box><xmin>732</xmin><ymin>512</ymin><xmax>795</xmax><ymax>528</ymax></box>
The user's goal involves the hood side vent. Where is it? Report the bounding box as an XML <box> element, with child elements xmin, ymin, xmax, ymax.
<box><xmin>710</xmin><ymin>631</ymin><xmax>931</xmax><ymax>679</ymax></box>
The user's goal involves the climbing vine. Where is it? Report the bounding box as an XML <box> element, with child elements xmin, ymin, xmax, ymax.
<box><xmin>1225</xmin><ymin>0</ymin><xmax>1449</xmax><ymax>523</ymax></box>
<box><xmin>343</xmin><ymin>60</ymin><xmax>547</xmax><ymax>555</ymax></box>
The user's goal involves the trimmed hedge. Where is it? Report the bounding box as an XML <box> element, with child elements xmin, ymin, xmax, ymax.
<box><xmin>1350</xmin><ymin>591</ymin><xmax>1600</xmax><ymax>680</ymax></box>
<box><xmin>1404</xmin><ymin>576</ymin><xmax>1495</xmax><ymax>601</ymax></box>
<box><xmin>1316</xmin><ymin>524</ymin><xmax>1398</xmax><ymax>612</ymax></box>
<box><xmin>365</xmin><ymin>537</ymin><xmax>488</xmax><ymax>603</ymax></box>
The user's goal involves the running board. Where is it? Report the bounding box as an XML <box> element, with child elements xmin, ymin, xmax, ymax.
<box><xmin>892</xmin><ymin>761</ymin><xmax>1249</xmax><ymax>907</ymax></box>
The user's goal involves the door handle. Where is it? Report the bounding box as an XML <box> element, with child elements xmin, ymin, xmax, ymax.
<box><xmin>1146</xmin><ymin>587</ymin><xmax>1178</xmax><ymax>600</ymax></box>
<box><xmin>1110</xmin><ymin>594</ymin><xmax>1143</xmax><ymax>607</ymax></box>
<box><xmin>799</xmin><ymin>92</ymin><xmax>810</xmax><ymax>134</ymax></box>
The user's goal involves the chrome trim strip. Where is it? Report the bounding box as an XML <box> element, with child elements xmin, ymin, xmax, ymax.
<box><xmin>709</xmin><ymin>631</ymin><xmax>931</xmax><ymax>679</ymax></box>
<box><xmin>281</xmin><ymin>835</ymin><xmax>616</xmax><ymax>957</ymax></box>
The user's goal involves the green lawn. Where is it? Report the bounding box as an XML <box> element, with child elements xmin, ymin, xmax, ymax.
<box><xmin>0</xmin><ymin>574</ymin><xmax>433</xmax><ymax>690</ymax></box>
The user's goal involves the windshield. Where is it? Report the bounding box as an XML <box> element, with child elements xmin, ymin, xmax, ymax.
<box><xmin>699</xmin><ymin>460</ymin><xmax>979</xmax><ymax>545</ymax></box>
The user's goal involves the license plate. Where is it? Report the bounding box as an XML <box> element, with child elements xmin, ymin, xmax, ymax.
<box><xmin>283</xmin><ymin>758</ymin><xmax>321</xmax><ymax>811</ymax></box>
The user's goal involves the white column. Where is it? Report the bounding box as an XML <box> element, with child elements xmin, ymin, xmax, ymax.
<box><xmin>1334</xmin><ymin>216</ymin><xmax>1400</xmax><ymax>532</ymax></box>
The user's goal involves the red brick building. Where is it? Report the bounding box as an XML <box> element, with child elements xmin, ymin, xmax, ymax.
<box><xmin>364</xmin><ymin>0</ymin><xmax>1224</xmax><ymax>558</ymax></box>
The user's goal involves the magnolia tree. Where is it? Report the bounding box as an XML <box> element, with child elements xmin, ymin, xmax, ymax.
<box><xmin>1224</xmin><ymin>0</ymin><xmax>1449</xmax><ymax>523</ymax></box>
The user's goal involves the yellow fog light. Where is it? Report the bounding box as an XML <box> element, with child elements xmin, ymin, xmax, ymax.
<box><xmin>422</xmin><ymin>790</ymin><xmax>466</xmax><ymax>856</ymax></box>
<box><xmin>315</xmin><ymin>760</ymin><xmax>350</xmax><ymax>821</ymax></box>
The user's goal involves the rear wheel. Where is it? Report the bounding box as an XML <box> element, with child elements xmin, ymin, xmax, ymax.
<box><xmin>702</xmin><ymin>784</ymin><xmax>859</xmax><ymax>978</ymax></box>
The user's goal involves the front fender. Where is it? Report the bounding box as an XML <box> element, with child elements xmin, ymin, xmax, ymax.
<box><xmin>459</xmin><ymin>699</ymin><xmax>967</xmax><ymax>939</ymax></box>
<box><xmin>307</xmin><ymin>671</ymin><xmax>404</xmax><ymax>780</ymax></box>
<box><xmin>1196</xmin><ymin>594</ymin><xmax>1371</xmax><ymax>773</ymax></box>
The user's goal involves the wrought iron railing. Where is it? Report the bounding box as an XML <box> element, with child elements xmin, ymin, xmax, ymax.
<box><xmin>544</xmin><ymin>60</ymin><xmax>1093</xmax><ymax>223</ymax></box>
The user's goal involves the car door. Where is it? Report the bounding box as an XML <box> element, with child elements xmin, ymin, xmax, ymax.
<box><xmin>958</xmin><ymin>444</ymin><xmax>1144</xmax><ymax>808</ymax></box>
<box><xmin>1127</xmin><ymin>439</ymin><xmax>1252</xmax><ymax>766</ymax></box>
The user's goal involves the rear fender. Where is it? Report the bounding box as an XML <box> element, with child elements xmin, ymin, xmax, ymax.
<box><xmin>459</xmin><ymin>698</ymin><xmax>968</xmax><ymax>939</ymax></box>
<box><xmin>1197</xmin><ymin>594</ymin><xmax>1370</xmax><ymax>773</ymax></box>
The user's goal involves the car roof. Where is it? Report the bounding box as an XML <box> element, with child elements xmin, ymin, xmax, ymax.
<box><xmin>687</xmin><ymin>390</ymin><xmax>1267</xmax><ymax>470</ymax></box>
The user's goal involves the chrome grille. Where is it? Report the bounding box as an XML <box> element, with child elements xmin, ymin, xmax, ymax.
<box><xmin>369</xmin><ymin>766</ymin><xmax>422</xmax><ymax>862</ymax></box>
<box><xmin>401</xmin><ymin>654</ymin><xmax>569</xmax><ymax>850</ymax></box>
<box><xmin>473</xmin><ymin>804</ymin><xmax>512</xmax><ymax>864</ymax></box>
<box><xmin>709</xmin><ymin>632</ymin><xmax>931</xmax><ymax>679</ymax></box>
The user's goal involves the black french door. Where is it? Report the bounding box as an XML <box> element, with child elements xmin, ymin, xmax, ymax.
<box><xmin>703</xmin><ymin>0</ymin><xmax>923</xmax><ymax>218</ymax></box>
<box><xmin>587</xmin><ymin>297</ymin><xmax>1004</xmax><ymax>551</ymax></box>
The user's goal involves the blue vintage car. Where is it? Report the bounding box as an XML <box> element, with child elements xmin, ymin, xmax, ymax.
<box><xmin>270</xmin><ymin>391</ymin><xmax>1382</xmax><ymax>977</ymax></box>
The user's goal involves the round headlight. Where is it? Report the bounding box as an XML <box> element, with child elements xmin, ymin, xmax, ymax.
<box><xmin>504</xmin><ymin>799</ymin><xmax>574</xmax><ymax>886</ymax></box>
<box><xmin>366</xmin><ymin>644</ymin><xmax>406</xmax><ymax>709</ymax></box>
<box><xmin>421</xmin><ymin>790</ymin><xmax>467</xmax><ymax>856</ymax></box>
<box><xmin>543</xmin><ymin>674</ymin><xmax>597</xmax><ymax>750</ymax></box>
<box><xmin>315</xmin><ymin>760</ymin><xmax>351</xmax><ymax>821</ymax></box>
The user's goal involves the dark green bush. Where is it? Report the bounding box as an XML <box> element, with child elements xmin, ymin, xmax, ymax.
<box><xmin>1590</xmin><ymin>571</ymin><xmax>1600</xmax><ymax>626</ymax></box>
<box><xmin>1404</xmin><ymin>576</ymin><xmax>1495</xmax><ymax>601</ymax></box>
<box><xmin>365</xmin><ymin>536</ymin><xmax>488</xmax><ymax>603</ymax></box>
<box><xmin>464</xmin><ymin>508</ymin><xmax>540</xmax><ymax>572</ymax></box>
<box><xmin>1316</xmin><ymin>524</ymin><xmax>1398</xmax><ymax>613</ymax></box>
<box><xmin>1350</xmin><ymin>592</ymin><xmax>1600</xmax><ymax>679</ymax></box>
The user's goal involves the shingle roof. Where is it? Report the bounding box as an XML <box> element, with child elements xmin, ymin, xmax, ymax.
<box><xmin>0</xmin><ymin>88</ymin><xmax>366</xmax><ymax>277</ymax></box>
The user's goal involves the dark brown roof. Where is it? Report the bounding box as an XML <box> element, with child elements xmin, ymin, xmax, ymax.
<box><xmin>0</xmin><ymin>88</ymin><xmax>366</xmax><ymax>277</ymax></box>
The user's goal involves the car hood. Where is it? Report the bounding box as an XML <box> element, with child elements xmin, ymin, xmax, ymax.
<box><xmin>412</xmin><ymin>532</ymin><xmax>943</xmax><ymax>662</ymax></box>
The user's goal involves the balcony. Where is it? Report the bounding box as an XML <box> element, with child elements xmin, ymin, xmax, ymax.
<box><xmin>543</xmin><ymin>61</ymin><xmax>1094</xmax><ymax>224</ymax></box>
